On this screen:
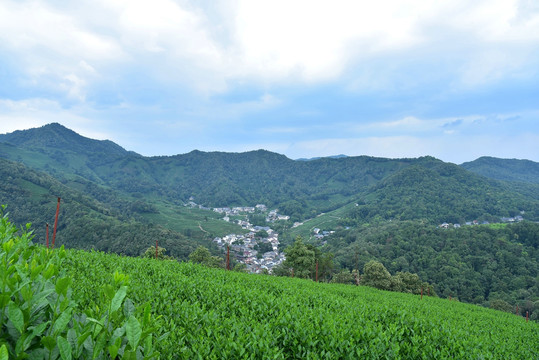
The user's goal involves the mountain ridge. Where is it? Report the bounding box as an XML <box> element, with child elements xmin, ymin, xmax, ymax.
<box><xmin>461</xmin><ymin>156</ymin><xmax>539</xmax><ymax>184</ymax></box>
<box><xmin>0</xmin><ymin>122</ymin><xmax>131</xmax><ymax>157</ymax></box>
<box><xmin>1</xmin><ymin>123</ymin><xmax>538</xmax><ymax>224</ymax></box>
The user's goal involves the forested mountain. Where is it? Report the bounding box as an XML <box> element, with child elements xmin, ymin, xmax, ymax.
<box><xmin>0</xmin><ymin>157</ymin><xmax>195</xmax><ymax>259</ymax></box>
<box><xmin>461</xmin><ymin>156</ymin><xmax>539</xmax><ymax>184</ymax></box>
<box><xmin>0</xmin><ymin>122</ymin><xmax>129</xmax><ymax>157</ymax></box>
<box><xmin>328</xmin><ymin>220</ymin><xmax>538</xmax><ymax>308</ymax></box>
<box><xmin>347</xmin><ymin>158</ymin><xmax>539</xmax><ymax>225</ymax></box>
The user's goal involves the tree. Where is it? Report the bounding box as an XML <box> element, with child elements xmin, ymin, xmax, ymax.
<box><xmin>330</xmin><ymin>270</ymin><xmax>356</xmax><ymax>285</ymax></box>
<box><xmin>254</xmin><ymin>241</ymin><xmax>273</xmax><ymax>254</ymax></box>
<box><xmin>189</xmin><ymin>246</ymin><xmax>224</xmax><ymax>268</ymax></box>
<box><xmin>362</xmin><ymin>260</ymin><xmax>392</xmax><ymax>290</ymax></box>
<box><xmin>189</xmin><ymin>246</ymin><xmax>212</xmax><ymax>263</ymax></box>
<box><xmin>392</xmin><ymin>271</ymin><xmax>422</xmax><ymax>294</ymax></box>
<box><xmin>271</xmin><ymin>263</ymin><xmax>291</xmax><ymax>277</ymax></box>
<box><xmin>282</xmin><ymin>236</ymin><xmax>315</xmax><ymax>279</ymax></box>
<box><xmin>489</xmin><ymin>299</ymin><xmax>513</xmax><ymax>313</ymax></box>
<box><xmin>141</xmin><ymin>246</ymin><xmax>173</xmax><ymax>260</ymax></box>
<box><xmin>233</xmin><ymin>262</ymin><xmax>247</xmax><ymax>273</ymax></box>
<box><xmin>255</xmin><ymin>230</ymin><xmax>269</xmax><ymax>238</ymax></box>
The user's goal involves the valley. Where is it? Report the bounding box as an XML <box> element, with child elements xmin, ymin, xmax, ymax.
<box><xmin>0</xmin><ymin>123</ymin><xmax>538</xmax><ymax>316</ymax></box>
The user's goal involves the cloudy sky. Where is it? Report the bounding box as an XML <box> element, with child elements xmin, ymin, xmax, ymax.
<box><xmin>1</xmin><ymin>0</ymin><xmax>538</xmax><ymax>163</ymax></box>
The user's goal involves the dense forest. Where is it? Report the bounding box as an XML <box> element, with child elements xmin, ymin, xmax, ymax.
<box><xmin>326</xmin><ymin>220</ymin><xmax>538</xmax><ymax>316</ymax></box>
<box><xmin>462</xmin><ymin>156</ymin><xmax>539</xmax><ymax>184</ymax></box>
<box><xmin>346</xmin><ymin>161</ymin><xmax>539</xmax><ymax>225</ymax></box>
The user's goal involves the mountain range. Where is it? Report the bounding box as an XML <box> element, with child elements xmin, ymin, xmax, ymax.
<box><xmin>1</xmin><ymin>123</ymin><xmax>538</xmax><ymax>306</ymax></box>
<box><xmin>1</xmin><ymin>123</ymin><xmax>538</xmax><ymax>223</ymax></box>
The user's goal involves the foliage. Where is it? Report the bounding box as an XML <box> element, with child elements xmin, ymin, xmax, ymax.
<box><xmin>282</xmin><ymin>237</ymin><xmax>316</xmax><ymax>279</ymax></box>
<box><xmin>330</xmin><ymin>269</ymin><xmax>358</xmax><ymax>285</ymax></box>
<box><xmin>188</xmin><ymin>246</ymin><xmax>224</xmax><ymax>268</ymax></box>
<box><xmin>0</xmin><ymin>158</ymin><xmax>196</xmax><ymax>260</ymax></box>
<box><xmin>0</xmin><ymin>208</ymin><xmax>159</xmax><ymax>359</ymax></box>
<box><xmin>347</xmin><ymin>160</ymin><xmax>539</xmax><ymax>224</ymax></box>
<box><xmin>141</xmin><ymin>246</ymin><xmax>174</xmax><ymax>260</ymax></box>
<box><xmin>254</xmin><ymin>241</ymin><xmax>272</xmax><ymax>254</ymax></box>
<box><xmin>60</xmin><ymin>244</ymin><xmax>539</xmax><ymax>359</ymax></box>
<box><xmin>3</xmin><ymin>209</ymin><xmax>536</xmax><ymax>358</ymax></box>
<box><xmin>489</xmin><ymin>299</ymin><xmax>513</xmax><ymax>313</ymax></box>
<box><xmin>329</xmin><ymin>220</ymin><xmax>538</xmax><ymax>310</ymax></box>
<box><xmin>461</xmin><ymin>156</ymin><xmax>539</xmax><ymax>184</ymax></box>
<box><xmin>255</xmin><ymin>230</ymin><xmax>269</xmax><ymax>238</ymax></box>
<box><xmin>362</xmin><ymin>260</ymin><xmax>392</xmax><ymax>290</ymax></box>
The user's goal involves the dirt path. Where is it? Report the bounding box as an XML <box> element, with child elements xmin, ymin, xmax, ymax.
<box><xmin>198</xmin><ymin>223</ymin><xmax>209</xmax><ymax>233</ymax></box>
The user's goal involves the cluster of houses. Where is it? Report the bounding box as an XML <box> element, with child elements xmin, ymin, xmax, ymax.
<box><xmin>213</xmin><ymin>206</ymin><xmax>258</xmax><ymax>215</ymax></box>
<box><xmin>439</xmin><ymin>215</ymin><xmax>524</xmax><ymax>229</ymax></box>
<box><xmin>267</xmin><ymin>209</ymin><xmax>290</xmax><ymax>222</ymax></box>
<box><xmin>210</xmin><ymin>204</ymin><xmax>288</xmax><ymax>273</ymax></box>
<box><xmin>213</xmin><ymin>226</ymin><xmax>285</xmax><ymax>273</ymax></box>
<box><xmin>312</xmin><ymin>228</ymin><xmax>335</xmax><ymax>240</ymax></box>
<box><xmin>212</xmin><ymin>205</ymin><xmax>291</xmax><ymax>223</ymax></box>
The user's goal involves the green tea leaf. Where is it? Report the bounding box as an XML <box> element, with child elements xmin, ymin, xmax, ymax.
<box><xmin>57</xmin><ymin>336</ymin><xmax>72</xmax><ymax>360</ymax></box>
<box><xmin>107</xmin><ymin>344</ymin><xmax>120</xmax><ymax>359</ymax></box>
<box><xmin>53</xmin><ymin>308</ymin><xmax>72</xmax><ymax>335</ymax></box>
<box><xmin>123</xmin><ymin>297</ymin><xmax>135</xmax><ymax>317</ymax></box>
<box><xmin>0</xmin><ymin>345</ymin><xmax>8</xmax><ymax>360</ymax></box>
<box><xmin>110</xmin><ymin>286</ymin><xmax>127</xmax><ymax>313</ymax></box>
<box><xmin>55</xmin><ymin>277</ymin><xmax>72</xmax><ymax>297</ymax></box>
<box><xmin>41</xmin><ymin>336</ymin><xmax>57</xmax><ymax>351</ymax></box>
<box><xmin>8</xmin><ymin>302</ymin><xmax>24</xmax><ymax>334</ymax></box>
<box><xmin>126</xmin><ymin>315</ymin><xmax>142</xmax><ymax>349</ymax></box>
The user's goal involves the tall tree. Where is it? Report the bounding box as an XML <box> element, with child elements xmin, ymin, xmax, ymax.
<box><xmin>362</xmin><ymin>260</ymin><xmax>392</xmax><ymax>290</ymax></box>
<box><xmin>283</xmin><ymin>236</ymin><xmax>315</xmax><ymax>279</ymax></box>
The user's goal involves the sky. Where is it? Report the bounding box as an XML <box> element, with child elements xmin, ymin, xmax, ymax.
<box><xmin>0</xmin><ymin>0</ymin><xmax>538</xmax><ymax>163</ymax></box>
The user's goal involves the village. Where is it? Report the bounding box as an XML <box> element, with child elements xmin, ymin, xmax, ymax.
<box><xmin>211</xmin><ymin>204</ymin><xmax>288</xmax><ymax>273</ymax></box>
<box><xmin>438</xmin><ymin>214</ymin><xmax>525</xmax><ymax>229</ymax></box>
<box><xmin>184</xmin><ymin>201</ymin><xmax>291</xmax><ymax>273</ymax></box>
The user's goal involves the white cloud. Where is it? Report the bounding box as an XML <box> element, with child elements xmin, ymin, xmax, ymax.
<box><xmin>1</xmin><ymin>0</ymin><xmax>538</xmax><ymax>98</ymax></box>
<box><xmin>0</xmin><ymin>99</ymin><xmax>111</xmax><ymax>140</ymax></box>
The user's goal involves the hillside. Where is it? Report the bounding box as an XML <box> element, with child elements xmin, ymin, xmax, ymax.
<box><xmin>327</xmin><ymin>220</ymin><xmax>539</xmax><ymax>305</ymax></box>
<box><xmin>348</xmin><ymin>157</ymin><xmax>539</xmax><ymax>224</ymax></box>
<box><xmin>461</xmin><ymin>156</ymin><xmax>539</xmax><ymax>184</ymax></box>
<box><xmin>0</xmin><ymin>157</ymin><xmax>197</xmax><ymax>259</ymax></box>
<box><xmin>2</xmin><ymin>217</ymin><xmax>538</xmax><ymax>358</ymax></box>
<box><xmin>0</xmin><ymin>122</ymin><xmax>129</xmax><ymax>157</ymax></box>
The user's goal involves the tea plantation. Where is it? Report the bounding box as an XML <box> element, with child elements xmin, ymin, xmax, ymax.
<box><xmin>2</xmin><ymin>212</ymin><xmax>538</xmax><ymax>359</ymax></box>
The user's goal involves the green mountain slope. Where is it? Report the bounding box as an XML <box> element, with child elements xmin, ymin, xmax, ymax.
<box><xmin>461</xmin><ymin>156</ymin><xmax>539</xmax><ymax>184</ymax></box>
<box><xmin>328</xmin><ymin>220</ymin><xmax>539</xmax><ymax>305</ymax></box>
<box><xmin>348</xmin><ymin>157</ymin><xmax>539</xmax><ymax>224</ymax></box>
<box><xmin>0</xmin><ymin>122</ymin><xmax>129</xmax><ymax>157</ymax></box>
<box><xmin>0</xmin><ymin>157</ymin><xmax>196</xmax><ymax>259</ymax></box>
<box><xmin>1</xmin><ymin>124</ymin><xmax>414</xmax><ymax>219</ymax></box>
